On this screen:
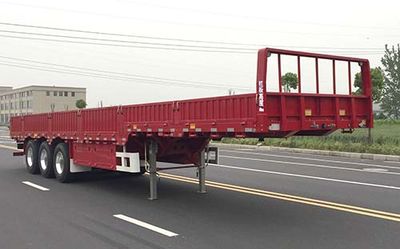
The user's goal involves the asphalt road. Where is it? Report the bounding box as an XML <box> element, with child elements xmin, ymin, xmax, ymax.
<box><xmin>0</xmin><ymin>127</ymin><xmax>399</xmax><ymax>249</ymax></box>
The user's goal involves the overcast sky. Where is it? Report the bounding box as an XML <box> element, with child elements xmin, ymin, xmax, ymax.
<box><xmin>0</xmin><ymin>0</ymin><xmax>398</xmax><ymax>107</ymax></box>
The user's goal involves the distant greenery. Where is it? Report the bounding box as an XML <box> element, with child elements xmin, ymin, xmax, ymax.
<box><xmin>75</xmin><ymin>99</ymin><xmax>87</xmax><ymax>109</ymax></box>
<box><xmin>221</xmin><ymin>120</ymin><xmax>400</xmax><ymax>155</ymax></box>
<box><xmin>354</xmin><ymin>67</ymin><xmax>384</xmax><ymax>103</ymax></box>
<box><xmin>381</xmin><ymin>44</ymin><xmax>400</xmax><ymax>119</ymax></box>
<box><xmin>281</xmin><ymin>72</ymin><xmax>298</xmax><ymax>92</ymax></box>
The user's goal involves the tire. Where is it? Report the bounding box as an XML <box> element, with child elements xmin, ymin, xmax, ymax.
<box><xmin>25</xmin><ymin>140</ymin><xmax>40</xmax><ymax>174</ymax></box>
<box><xmin>53</xmin><ymin>143</ymin><xmax>73</xmax><ymax>183</ymax></box>
<box><xmin>38</xmin><ymin>141</ymin><xmax>55</xmax><ymax>178</ymax></box>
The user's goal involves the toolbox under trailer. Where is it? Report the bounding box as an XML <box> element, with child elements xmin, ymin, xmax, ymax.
<box><xmin>10</xmin><ymin>48</ymin><xmax>373</xmax><ymax>199</ymax></box>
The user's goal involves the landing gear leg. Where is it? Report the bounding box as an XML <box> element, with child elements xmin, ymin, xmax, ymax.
<box><xmin>197</xmin><ymin>148</ymin><xmax>206</xmax><ymax>194</ymax></box>
<box><xmin>148</xmin><ymin>140</ymin><xmax>158</xmax><ymax>200</ymax></box>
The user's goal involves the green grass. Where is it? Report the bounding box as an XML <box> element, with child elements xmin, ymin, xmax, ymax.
<box><xmin>221</xmin><ymin>120</ymin><xmax>400</xmax><ymax>155</ymax></box>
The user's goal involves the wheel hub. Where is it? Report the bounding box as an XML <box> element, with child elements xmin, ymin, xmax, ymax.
<box><xmin>55</xmin><ymin>151</ymin><xmax>64</xmax><ymax>175</ymax></box>
<box><xmin>40</xmin><ymin>149</ymin><xmax>48</xmax><ymax>170</ymax></box>
<box><xmin>27</xmin><ymin>147</ymin><xmax>33</xmax><ymax>167</ymax></box>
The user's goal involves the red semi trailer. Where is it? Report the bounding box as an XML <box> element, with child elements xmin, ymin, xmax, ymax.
<box><xmin>10</xmin><ymin>48</ymin><xmax>373</xmax><ymax>199</ymax></box>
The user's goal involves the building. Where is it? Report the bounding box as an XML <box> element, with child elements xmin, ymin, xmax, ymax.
<box><xmin>0</xmin><ymin>86</ymin><xmax>12</xmax><ymax>94</ymax></box>
<box><xmin>0</xmin><ymin>85</ymin><xmax>86</xmax><ymax>125</ymax></box>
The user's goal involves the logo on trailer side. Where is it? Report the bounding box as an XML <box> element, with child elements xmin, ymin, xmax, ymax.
<box><xmin>258</xmin><ymin>80</ymin><xmax>264</xmax><ymax>112</ymax></box>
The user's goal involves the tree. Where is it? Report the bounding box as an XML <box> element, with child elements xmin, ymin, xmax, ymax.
<box><xmin>75</xmin><ymin>99</ymin><xmax>87</xmax><ymax>109</ymax></box>
<box><xmin>374</xmin><ymin>112</ymin><xmax>386</xmax><ymax>120</ymax></box>
<box><xmin>353</xmin><ymin>67</ymin><xmax>384</xmax><ymax>103</ymax></box>
<box><xmin>381</xmin><ymin>44</ymin><xmax>400</xmax><ymax>119</ymax></box>
<box><xmin>281</xmin><ymin>72</ymin><xmax>298</xmax><ymax>92</ymax></box>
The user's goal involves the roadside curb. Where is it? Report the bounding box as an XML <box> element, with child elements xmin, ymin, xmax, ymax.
<box><xmin>214</xmin><ymin>143</ymin><xmax>400</xmax><ymax>162</ymax></box>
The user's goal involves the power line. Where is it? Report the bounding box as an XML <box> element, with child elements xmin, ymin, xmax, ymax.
<box><xmin>0</xmin><ymin>60</ymin><xmax>252</xmax><ymax>90</ymax></box>
<box><xmin>0</xmin><ymin>2</ymin><xmax>396</xmax><ymax>39</ymax></box>
<box><xmin>0</xmin><ymin>21</ymin><xmax>261</xmax><ymax>47</ymax></box>
<box><xmin>0</xmin><ymin>29</ymin><xmax>256</xmax><ymax>51</ymax></box>
<box><xmin>0</xmin><ymin>34</ymin><xmax>254</xmax><ymax>54</ymax></box>
<box><xmin>0</xmin><ymin>27</ymin><xmax>384</xmax><ymax>58</ymax></box>
<box><xmin>0</xmin><ymin>61</ymin><xmax>228</xmax><ymax>89</ymax></box>
<box><xmin>0</xmin><ymin>28</ymin><xmax>386</xmax><ymax>55</ymax></box>
<box><xmin>0</xmin><ymin>55</ymin><xmax>251</xmax><ymax>90</ymax></box>
<box><xmin>0</xmin><ymin>50</ymin><xmax>382</xmax><ymax>93</ymax></box>
<box><xmin>0</xmin><ymin>22</ymin><xmax>385</xmax><ymax>51</ymax></box>
<box><xmin>0</xmin><ymin>61</ymin><xmax>229</xmax><ymax>89</ymax></box>
<box><xmin>0</xmin><ymin>32</ymin><xmax>384</xmax><ymax>56</ymax></box>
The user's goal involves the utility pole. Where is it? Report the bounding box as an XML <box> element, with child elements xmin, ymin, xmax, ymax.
<box><xmin>368</xmin><ymin>127</ymin><xmax>372</xmax><ymax>144</ymax></box>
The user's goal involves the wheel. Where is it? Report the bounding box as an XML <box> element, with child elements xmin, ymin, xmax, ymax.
<box><xmin>53</xmin><ymin>143</ymin><xmax>73</xmax><ymax>183</ymax></box>
<box><xmin>25</xmin><ymin>140</ymin><xmax>40</xmax><ymax>174</ymax></box>
<box><xmin>38</xmin><ymin>141</ymin><xmax>55</xmax><ymax>178</ymax></box>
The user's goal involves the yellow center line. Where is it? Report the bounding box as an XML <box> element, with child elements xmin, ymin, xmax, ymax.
<box><xmin>161</xmin><ymin>172</ymin><xmax>400</xmax><ymax>218</ymax></box>
<box><xmin>158</xmin><ymin>172</ymin><xmax>400</xmax><ymax>223</ymax></box>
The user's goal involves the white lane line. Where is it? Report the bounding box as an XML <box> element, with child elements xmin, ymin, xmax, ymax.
<box><xmin>220</xmin><ymin>155</ymin><xmax>400</xmax><ymax>176</ymax></box>
<box><xmin>363</xmin><ymin>168</ymin><xmax>389</xmax><ymax>172</ymax></box>
<box><xmin>22</xmin><ymin>181</ymin><xmax>50</xmax><ymax>191</ymax></box>
<box><xmin>113</xmin><ymin>214</ymin><xmax>178</xmax><ymax>237</ymax></box>
<box><xmin>0</xmin><ymin>142</ymin><xmax>16</xmax><ymax>145</ymax></box>
<box><xmin>220</xmin><ymin>149</ymin><xmax>400</xmax><ymax>170</ymax></box>
<box><xmin>210</xmin><ymin>164</ymin><xmax>400</xmax><ymax>191</ymax></box>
